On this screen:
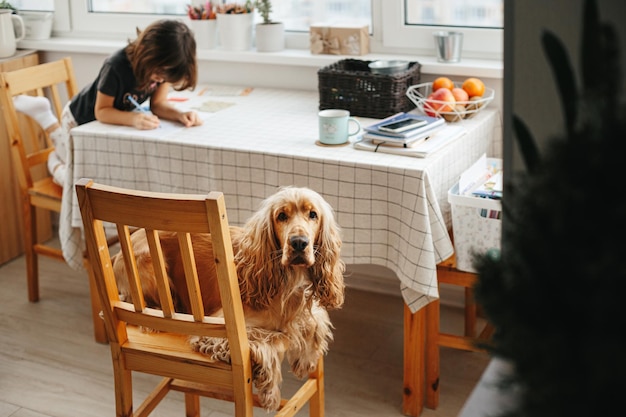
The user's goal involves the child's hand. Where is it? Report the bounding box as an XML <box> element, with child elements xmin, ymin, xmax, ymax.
<box><xmin>134</xmin><ymin>112</ymin><xmax>161</xmax><ymax>130</ymax></box>
<box><xmin>179</xmin><ymin>111</ymin><xmax>203</xmax><ymax>127</ymax></box>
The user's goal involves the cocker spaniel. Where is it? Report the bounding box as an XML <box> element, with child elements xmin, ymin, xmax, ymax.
<box><xmin>111</xmin><ymin>186</ymin><xmax>345</xmax><ymax>410</ymax></box>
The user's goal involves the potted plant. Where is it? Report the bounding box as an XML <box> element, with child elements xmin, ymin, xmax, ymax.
<box><xmin>0</xmin><ymin>1</ymin><xmax>16</xmax><ymax>12</ymax></box>
<box><xmin>186</xmin><ymin>2</ymin><xmax>217</xmax><ymax>49</ymax></box>
<box><xmin>215</xmin><ymin>1</ymin><xmax>255</xmax><ymax>51</ymax></box>
<box><xmin>254</xmin><ymin>0</ymin><xmax>284</xmax><ymax>52</ymax></box>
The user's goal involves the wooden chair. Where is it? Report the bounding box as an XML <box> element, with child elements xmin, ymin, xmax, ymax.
<box><xmin>0</xmin><ymin>57</ymin><xmax>108</xmax><ymax>343</ymax></box>
<box><xmin>424</xmin><ymin>251</ymin><xmax>494</xmax><ymax>409</ymax></box>
<box><xmin>75</xmin><ymin>178</ymin><xmax>325</xmax><ymax>417</ymax></box>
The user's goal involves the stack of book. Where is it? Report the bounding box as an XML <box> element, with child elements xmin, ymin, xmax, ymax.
<box><xmin>360</xmin><ymin>112</ymin><xmax>446</xmax><ymax>147</ymax></box>
<box><xmin>354</xmin><ymin>112</ymin><xmax>467</xmax><ymax>158</ymax></box>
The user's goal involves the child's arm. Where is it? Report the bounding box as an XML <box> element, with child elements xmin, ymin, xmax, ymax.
<box><xmin>150</xmin><ymin>82</ymin><xmax>203</xmax><ymax>127</ymax></box>
<box><xmin>94</xmin><ymin>91</ymin><xmax>160</xmax><ymax>130</ymax></box>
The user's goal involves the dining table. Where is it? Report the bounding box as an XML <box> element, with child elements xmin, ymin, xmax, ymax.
<box><xmin>61</xmin><ymin>84</ymin><xmax>502</xmax><ymax>416</ymax></box>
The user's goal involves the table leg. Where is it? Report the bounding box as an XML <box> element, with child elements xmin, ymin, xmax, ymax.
<box><xmin>425</xmin><ymin>300</ymin><xmax>440</xmax><ymax>409</ymax></box>
<box><xmin>402</xmin><ymin>303</ymin><xmax>425</xmax><ymax>416</ymax></box>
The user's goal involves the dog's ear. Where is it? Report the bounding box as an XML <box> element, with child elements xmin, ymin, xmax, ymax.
<box><xmin>236</xmin><ymin>199</ymin><xmax>284</xmax><ymax>310</ymax></box>
<box><xmin>311</xmin><ymin>196</ymin><xmax>345</xmax><ymax>309</ymax></box>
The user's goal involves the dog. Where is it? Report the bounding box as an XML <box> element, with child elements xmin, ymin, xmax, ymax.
<box><xmin>112</xmin><ymin>186</ymin><xmax>345</xmax><ymax>410</ymax></box>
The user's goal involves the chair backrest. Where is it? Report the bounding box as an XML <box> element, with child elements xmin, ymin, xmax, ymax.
<box><xmin>0</xmin><ymin>57</ymin><xmax>78</xmax><ymax>192</ymax></box>
<box><xmin>76</xmin><ymin>179</ymin><xmax>253</xmax><ymax>415</ymax></box>
<box><xmin>75</xmin><ymin>178</ymin><xmax>253</xmax><ymax>406</ymax></box>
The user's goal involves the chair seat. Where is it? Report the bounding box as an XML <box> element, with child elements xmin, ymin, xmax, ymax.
<box><xmin>29</xmin><ymin>177</ymin><xmax>63</xmax><ymax>212</ymax></box>
<box><xmin>124</xmin><ymin>326</ymin><xmax>231</xmax><ymax>371</ymax></box>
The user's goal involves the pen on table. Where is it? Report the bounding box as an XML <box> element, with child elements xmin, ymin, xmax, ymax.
<box><xmin>127</xmin><ymin>95</ymin><xmax>160</xmax><ymax>128</ymax></box>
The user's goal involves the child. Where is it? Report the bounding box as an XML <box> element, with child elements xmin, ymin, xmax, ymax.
<box><xmin>13</xmin><ymin>19</ymin><xmax>202</xmax><ymax>186</ymax></box>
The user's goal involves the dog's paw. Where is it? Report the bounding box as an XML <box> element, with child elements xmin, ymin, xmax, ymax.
<box><xmin>290</xmin><ymin>358</ymin><xmax>318</xmax><ymax>379</ymax></box>
<box><xmin>139</xmin><ymin>326</ymin><xmax>159</xmax><ymax>334</ymax></box>
<box><xmin>189</xmin><ymin>336</ymin><xmax>231</xmax><ymax>363</ymax></box>
<box><xmin>258</xmin><ymin>385</ymin><xmax>281</xmax><ymax>411</ymax></box>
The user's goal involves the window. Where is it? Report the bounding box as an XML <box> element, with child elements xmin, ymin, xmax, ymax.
<box><xmin>45</xmin><ymin>1</ymin><xmax>503</xmax><ymax>59</ymax></box>
<box><xmin>406</xmin><ymin>0</ymin><xmax>503</xmax><ymax>28</ymax></box>
<box><xmin>15</xmin><ymin>0</ymin><xmax>54</xmax><ymax>10</ymax></box>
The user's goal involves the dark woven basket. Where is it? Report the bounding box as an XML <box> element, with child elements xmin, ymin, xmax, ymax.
<box><xmin>318</xmin><ymin>59</ymin><xmax>422</xmax><ymax>119</ymax></box>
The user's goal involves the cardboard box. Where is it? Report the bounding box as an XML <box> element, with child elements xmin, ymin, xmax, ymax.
<box><xmin>310</xmin><ymin>25</ymin><xmax>370</xmax><ymax>56</ymax></box>
<box><xmin>448</xmin><ymin>158</ymin><xmax>503</xmax><ymax>273</ymax></box>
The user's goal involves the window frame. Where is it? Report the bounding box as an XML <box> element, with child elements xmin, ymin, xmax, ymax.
<box><xmin>54</xmin><ymin>0</ymin><xmax>502</xmax><ymax>60</ymax></box>
<box><xmin>381</xmin><ymin>1</ymin><xmax>503</xmax><ymax>60</ymax></box>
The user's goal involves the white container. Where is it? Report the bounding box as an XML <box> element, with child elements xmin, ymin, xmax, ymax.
<box><xmin>187</xmin><ymin>18</ymin><xmax>217</xmax><ymax>49</ymax></box>
<box><xmin>21</xmin><ymin>11</ymin><xmax>53</xmax><ymax>40</ymax></box>
<box><xmin>216</xmin><ymin>12</ymin><xmax>253</xmax><ymax>51</ymax></box>
<box><xmin>448</xmin><ymin>158</ymin><xmax>502</xmax><ymax>273</ymax></box>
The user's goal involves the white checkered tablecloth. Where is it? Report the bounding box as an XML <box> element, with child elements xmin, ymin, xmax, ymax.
<box><xmin>62</xmin><ymin>86</ymin><xmax>502</xmax><ymax>313</ymax></box>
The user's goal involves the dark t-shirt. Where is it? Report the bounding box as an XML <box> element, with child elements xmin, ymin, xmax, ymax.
<box><xmin>69</xmin><ymin>48</ymin><xmax>158</xmax><ymax>125</ymax></box>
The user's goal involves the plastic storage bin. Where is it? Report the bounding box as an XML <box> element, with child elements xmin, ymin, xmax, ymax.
<box><xmin>448</xmin><ymin>164</ymin><xmax>502</xmax><ymax>273</ymax></box>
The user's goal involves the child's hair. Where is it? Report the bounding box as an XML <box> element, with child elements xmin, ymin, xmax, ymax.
<box><xmin>126</xmin><ymin>19</ymin><xmax>198</xmax><ymax>91</ymax></box>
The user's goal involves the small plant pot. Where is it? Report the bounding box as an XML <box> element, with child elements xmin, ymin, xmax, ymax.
<box><xmin>255</xmin><ymin>21</ymin><xmax>284</xmax><ymax>53</ymax></box>
<box><xmin>216</xmin><ymin>12</ymin><xmax>254</xmax><ymax>51</ymax></box>
<box><xmin>187</xmin><ymin>18</ymin><xmax>217</xmax><ymax>50</ymax></box>
<box><xmin>20</xmin><ymin>11</ymin><xmax>53</xmax><ymax>40</ymax></box>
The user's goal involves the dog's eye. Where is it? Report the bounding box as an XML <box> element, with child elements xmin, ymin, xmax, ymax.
<box><xmin>309</xmin><ymin>211</ymin><xmax>318</xmax><ymax>220</ymax></box>
<box><xmin>277</xmin><ymin>212</ymin><xmax>288</xmax><ymax>222</ymax></box>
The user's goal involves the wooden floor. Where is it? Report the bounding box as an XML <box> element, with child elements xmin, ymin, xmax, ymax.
<box><xmin>0</xmin><ymin>251</ymin><xmax>490</xmax><ymax>417</ymax></box>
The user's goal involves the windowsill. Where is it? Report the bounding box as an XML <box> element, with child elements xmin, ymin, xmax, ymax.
<box><xmin>20</xmin><ymin>37</ymin><xmax>503</xmax><ymax>79</ymax></box>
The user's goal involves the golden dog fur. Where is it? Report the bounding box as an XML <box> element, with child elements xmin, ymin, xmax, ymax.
<box><xmin>112</xmin><ymin>186</ymin><xmax>345</xmax><ymax>410</ymax></box>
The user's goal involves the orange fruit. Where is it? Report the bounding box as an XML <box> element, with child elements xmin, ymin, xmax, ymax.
<box><xmin>462</xmin><ymin>77</ymin><xmax>485</xmax><ymax>98</ymax></box>
<box><xmin>432</xmin><ymin>76</ymin><xmax>454</xmax><ymax>92</ymax></box>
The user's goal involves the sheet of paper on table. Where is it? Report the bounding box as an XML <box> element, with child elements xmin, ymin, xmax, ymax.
<box><xmin>195</xmin><ymin>85</ymin><xmax>254</xmax><ymax>96</ymax></box>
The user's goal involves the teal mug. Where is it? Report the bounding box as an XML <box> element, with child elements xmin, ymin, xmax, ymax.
<box><xmin>318</xmin><ymin>109</ymin><xmax>361</xmax><ymax>145</ymax></box>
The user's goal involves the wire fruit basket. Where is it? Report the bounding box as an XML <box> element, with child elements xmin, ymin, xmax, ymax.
<box><xmin>406</xmin><ymin>82</ymin><xmax>494</xmax><ymax>122</ymax></box>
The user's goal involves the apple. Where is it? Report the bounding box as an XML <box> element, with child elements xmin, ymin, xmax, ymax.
<box><xmin>423</xmin><ymin>87</ymin><xmax>456</xmax><ymax>116</ymax></box>
<box><xmin>451</xmin><ymin>87</ymin><xmax>469</xmax><ymax>105</ymax></box>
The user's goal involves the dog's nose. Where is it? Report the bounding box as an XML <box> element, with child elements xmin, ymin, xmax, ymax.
<box><xmin>290</xmin><ymin>235</ymin><xmax>309</xmax><ymax>252</ymax></box>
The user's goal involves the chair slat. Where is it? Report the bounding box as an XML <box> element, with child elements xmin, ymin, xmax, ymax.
<box><xmin>26</xmin><ymin>147</ymin><xmax>53</xmax><ymax>167</ymax></box>
<box><xmin>177</xmin><ymin>232</ymin><xmax>205</xmax><ymax>322</ymax></box>
<box><xmin>145</xmin><ymin>229</ymin><xmax>175</xmax><ymax>318</ymax></box>
<box><xmin>116</xmin><ymin>224</ymin><xmax>146</xmax><ymax>312</ymax></box>
<box><xmin>205</xmin><ymin>195</ymin><xmax>250</xmax><ymax>366</ymax></box>
<box><xmin>114</xmin><ymin>303</ymin><xmax>227</xmax><ymax>338</ymax></box>
<box><xmin>2</xmin><ymin>60</ymin><xmax>76</xmax><ymax>95</ymax></box>
<box><xmin>48</xmin><ymin>84</ymin><xmax>63</xmax><ymax>120</ymax></box>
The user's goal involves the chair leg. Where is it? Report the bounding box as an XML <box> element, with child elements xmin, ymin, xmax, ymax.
<box><xmin>184</xmin><ymin>393</ymin><xmax>200</xmax><ymax>417</ymax></box>
<box><xmin>23</xmin><ymin>199</ymin><xmax>39</xmax><ymax>302</ymax></box>
<box><xmin>112</xmin><ymin>352</ymin><xmax>133</xmax><ymax>417</ymax></box>
<box><xmin>84</xmin><ymin>257</ymin><xmax>108</xmax><ymax>343</ymax></box>
<box><xmin>309</xmin><ymin>358</ymin><xmax>324</xmax><ymax>417</ymax></box>
<box><xmin>464</xmin><ymin>287</ymin><xmax>477</xmax><ymax>338</ymax></box>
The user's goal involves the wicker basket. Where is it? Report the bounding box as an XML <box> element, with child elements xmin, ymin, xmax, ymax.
<box><xmin>318</xmin><ymin>59</ymin><xmax>422</xmax><ymax>119</ymax></box>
